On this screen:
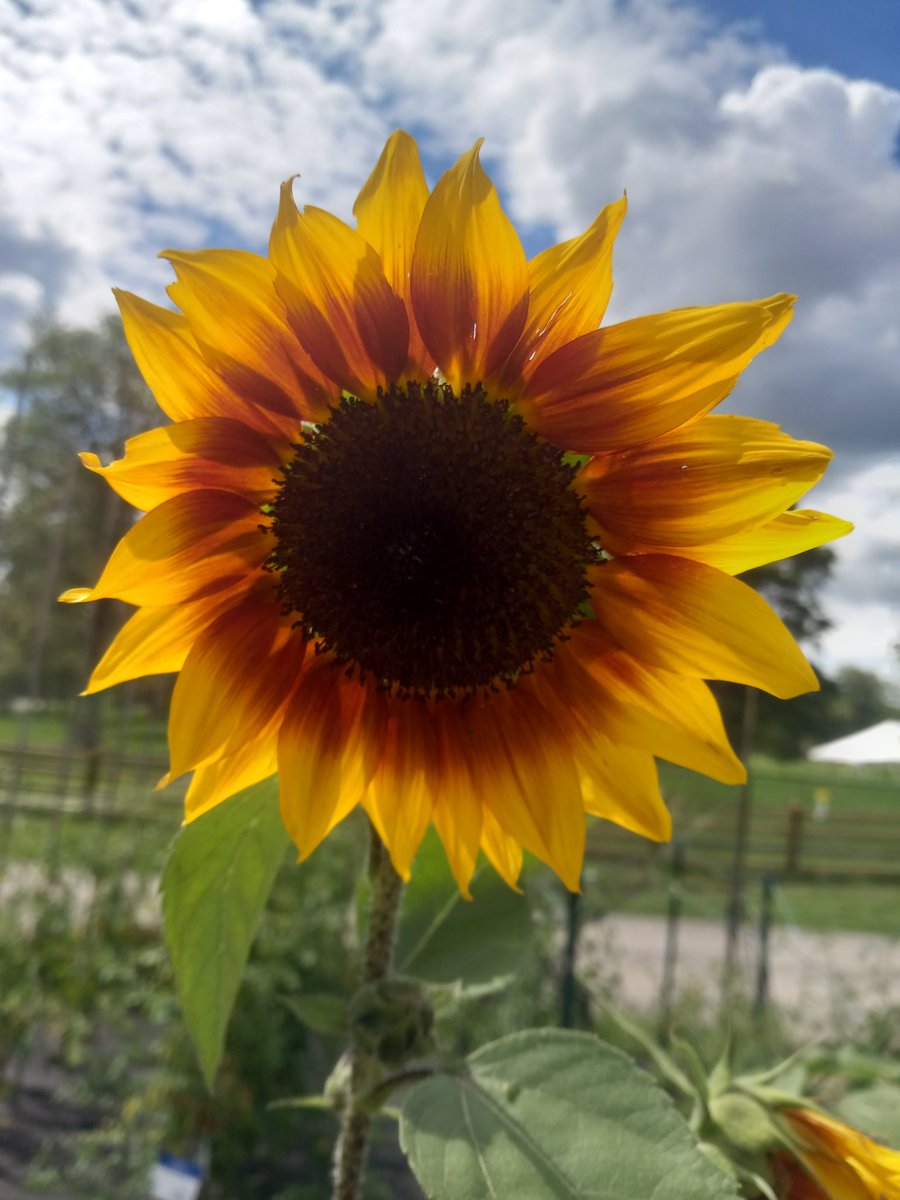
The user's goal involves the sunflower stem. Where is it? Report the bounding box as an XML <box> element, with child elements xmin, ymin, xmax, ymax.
<box><xmin>331</xmin><ymin>821</ymin><xmax>404</xmax><ymax>1200</ymax></box>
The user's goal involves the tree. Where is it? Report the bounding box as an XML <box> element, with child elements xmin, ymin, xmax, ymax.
<box><xmin>0</xmin><ymin>317</ymin><xmax>158</xmax><ymax>706</ymax></box>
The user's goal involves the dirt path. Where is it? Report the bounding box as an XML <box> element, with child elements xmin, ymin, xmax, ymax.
<box><xmin>579</xmin><ymin>913</ymin><xmax>900</xmax><ymax>1035</ymax></box>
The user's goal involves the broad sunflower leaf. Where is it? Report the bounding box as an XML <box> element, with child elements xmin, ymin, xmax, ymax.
<box><xmin>834</xmin><ymin>1083</ymin><xmax>900</xmax><ymax>1146</ymax></box>
<box><xmin>395</xmin><ymin>832</ymin><xmax>533</xmax><ymax>984</ymax></box>
<box><xmin>161</xmin><ymin>781</ymin><xmax>290</xmax><ymax>1088</ymax></box>
<box><xmin>399</xmin><ymin>1030</ymin><xmax>739</xmax><ymax>1200</ymax></box>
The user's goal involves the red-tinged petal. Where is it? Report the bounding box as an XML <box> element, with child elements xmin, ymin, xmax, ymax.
<box><xmin>83</xmin><ymin>581</ymin><xmax>253</xmax><ymax>694</ymax></box>
<box><xmin>430</xmin><ymin>704</ymin><xmax>483</xmax><ymax>898</ymax></box>
<box><xmin>503</xmin><ymin>196</ymin><xmax>627</xmax><ymax>385</ymax></box>
<box><xmin>353</xmin><ymin>130</ymin><xmax>433</xmax><ymax>376</ymax></box>
<box><xmin>410</xmin><ymin>140</ymin><xmax>529</xmax><ymax>390</ymax></box>
<box><xmin>114</xmin><ymin>289</ymin><xmax>293</xmax><ymax>436</ymax></box>
<box><xmin>79</xmin><ymin>417</ymin><xmax>285</xmax><ymax>512</ymax></box>
<box><xmin>531</xmin><ymin>632</ymin><xmax>745</xmax><ymax>787</ymax></box>
<box><xmin>579</xmin><ymin>738</ymin><xmax>671</xmax><ymax>842</ymax></box>
<box><xmin>269</xmin><ymin>188</ymin><xmax>409</xmax><ymax>396</ymax></box>
<box><xmin>581</xmin><ymin>415</ymin><xmax>833</xmax><ymax>552</ymax></box>
<box><xmin>479</xmin><ymin>805</ymin><xmax>523</xmax><ymax>892</ymax></box>
<box><xmin>184</xmin><ymin>729</ymin><xmax>279</xmax><ymax>822</ymax></box>
<box><xmin>277</xmin><ymin>660</ymin><xmax>382</xmax><ymax>862</ymax></box>
<box><xmin>465</xmin><ymin>689</ymin><xmax>584</xmax><ymax>891</ymax></box>
<box><xmin>523</xmin><ymin>294</ymin><xmax>795</xmax><ymax>454</ymax></box>
<box><xmin>163</xmin><ymin>248</ymin><xmax>333</xmax><ymax>423</ymax></box>
<box><xmin>590</xmin><ymin>555</ymin><xmax>818</xmax><ymax>698</ymax></box>
<box><xmin>363</xmin><ymin>699</ymin><xmax>434</xmax><ymax>881</ymax></box>
<box><xmin>674</xmin><ymin>510</ymin><xmax>854</xmax><ymax>575</ymax></box>
<box><xmin>60</xmin><ymin>490</ymin><xmax>271</xmax><ymax>607</ymax></box>
<box><xmin>168</xmin><ymin>597</ymin><xmax>305</xmax><ymax>778</ymax></box>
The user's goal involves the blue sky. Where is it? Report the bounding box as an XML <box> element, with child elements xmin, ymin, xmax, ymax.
<box><xmin>700</xmin><ymin>0</ymin><xmax>900</xmax><ymax>89</ymax></box>
<box><xmin>0</xmin><ymin>0</ymin><xmax>897</xmax><ymax>680</ymax></box>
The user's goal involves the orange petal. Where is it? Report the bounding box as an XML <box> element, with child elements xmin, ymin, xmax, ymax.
<box><xmin>430</xmin><ymin>704</ymin><xmax>483</xmax><ymax>898</ymax></box>
<box><xmin>61</xmin><ymin>490</ymin><xmax>270</xmax><ymax>607</ymax></box>
<box><xmin>114</xmin><ymin>289</ymin><xmax>292</xmax><ymax>436</ymax></box>
<box><xmin>184</xmin><ymin>728</ymin><xmax>279</xmax><ymax>822</ymax></box>
<box><xmin>410</xmin><ymin>140</ymin><xmax>529</xmax><ymax>390</ymax></box>
<box><xmin>83</xmin><ymin>582</ymin><xmax>252</xmax><ymax>694</ymax></box>
<box><xmin>79</xmin><ymin>417</ymin><xmax>285</xmax><ymax>512</ymax></box>
<box><xmin>567</xmin><ymin>629</ymin><xmax>746</xmax><ymax>785</ymax></box>
<box><xmin>277</xmin><ymin>660</ymin><xmax>380</xmax><ymax>862</ymax></box>
<box><xmin>502</xmin><ymin>196</ymin><xmax>627</xmax><ymax>385</ymax></box>
<box><xmin>578</xmin><ymin>738</ymin><xmax>671</xmax><ymax>842</ymax></box>
<box><xmin>523</xmin><ymin>294</ymin><xmax>795</xmax><ymax>453</ymax></box>
<box><xmin>168</xmin><ymin>597</ymin><xmax>305</xmax><ymax>778</ymax></box>
<box><xmin>163</xmin><ymin>248</ymin><xmax>334</xmax><ymax>423</ymax></box>
<box><xmin>465</xmin><ymin>689</ymin><xmax>584</xmax><ymax>891</ymax></box>
<box><xmin>270</xmin><ymin>187</ymin><xmax>409</xmax><ymax>396</ymax></box>
<box><xmin>362</xmin><ymin>698</ymin><xmax>435</xmax><ymax>881</ymax></box>
<box><xmin>590</xmin><ymin>555</ymin><xmax>818</xmax><ymax>698</ymax></box>
<box><xmin>675</xmin><ymin>509</ymin><xmax>853</xmax><ymax>575</ymax></box>
<box><xmin>581</xmin><ymin>414</ymin><xmax>833</xmax><ymax>551</ymax></box>
<box><xmin>479</xmin><ymin>805</ymin><xmax>524</xmax><ymax>892</ymax></box>
<box><xmin>353</xmin><ymin>130</ymin><xmax>433</xmax><ymax>375</ymax></box>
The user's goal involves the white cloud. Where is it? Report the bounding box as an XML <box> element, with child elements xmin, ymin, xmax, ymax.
<box><xmin>1</xmin><ymin>0</ymin><xmax>898</xmax><ymax>677</ymax></box>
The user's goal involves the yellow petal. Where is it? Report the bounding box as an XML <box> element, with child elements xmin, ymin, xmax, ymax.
<box><xmin>184</xmin><ymin>730</ymin><xmax>279</xmax><ymax>822</ymax></box>
<box><xmin>579</xmin><ymin>738</ymin><xmax>671</xmax><ymax>842</ymax></box>
<box><xmin>277</xmin><ymin>661</ymin><xmax>379</xmax><ymax>862</ymax></box>
<box><xmin>479</xmin><ymin>806</ymin><xmax>524</xmax><ymax>892</ymax></box>
<box><xmin>468</xmin><ymin>689</ymin><xmax>584</xmax><ymax>891</ymax></box>
<box><xmin>163</xmin><ymin>248</ymin><xmax>333</xmax><ymax>422</ymax></box>
<box><xmin>114</xmin><ymin>289</ymin><xmax>292</xmax><ymax>436</ymax></box>
<box><xmin>410</xmin><ymin>140</ymin><xmax>529</xmax><ymax>390</ymax></box>
<box><xmin>270</xmin><ymin>187</ymin><xmax>409</xmax><ymax>396</ymax></box>
<box><xmin>353</xmin><ymin>130</ymin><xmax>432</xmax><ymax>374</ymax></box>
<box><xmin>523</xmin><ymin>294</ymin><xmax>795</xmax><ymax>453</ymax></box>
<box><xmin>430</xmin><ymin>705</ymin><xmax>483</xmax><ymax>899</ymax></box>
<box><xmin>167</xmin><ymin>598</ymin><xmax>305</xmax><ymax>777</ymax></box>
<box><xmin>363</xmin><ymin>699</ymin><xmax>434</xmax><ymax>881</ymax></box>
<box><xmin>82</xmin><ymin>584</ymin><xmax>249</xmax><ymax>694</ymax></box>
<box><xmin>590</xmin><ymin>554</ymin><xmax>818</xmax><ymax>698</ymax></box>
<box><xmin>79</xmin><ymin>417</ymin><xmax>284</xmax><ymax>512</ymax></box>
<box><xmin>569</xmin><ymin>629</ymin><xmax>746</xmax><ymax>785</ymax></box>
<box><xmin>63</xmin><ymin>490</ymin><xmax>269</xmax><ymax>606</ymax></box>
<box><xmin>679</xmin><ymin>509</ymin><xmax>854</xmax><ymax>575</ymax></box>
<box><xmin>582</xmin><ymin>415</ymin><xmax>833</xmax><ymax>551</ymax></box>
<box><xmin>503</xmin><ymin>196</ymin><xmax>627</xmax><ymax>384</ymax></box>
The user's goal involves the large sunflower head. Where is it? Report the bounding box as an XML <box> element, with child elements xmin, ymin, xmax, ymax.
<box><xmin>62</xmin><ymin>131</ymin><xmax>850</xmax><ymax>895</ymax></box>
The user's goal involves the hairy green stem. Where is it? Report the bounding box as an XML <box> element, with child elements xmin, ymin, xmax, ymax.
<box><xmin>331</xmin><ymin>822</ymin><xmax>404</xmax><ymax>1200</ymax></box>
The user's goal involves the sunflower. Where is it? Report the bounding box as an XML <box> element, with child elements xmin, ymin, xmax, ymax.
<box><xmin>62</xmin><ymin>131</ymin><xmax>849</xmax><ymax>894</ymax></box>
<box><xmin>772</xmin><ymin>1108</ymin><xmax>900</xmax><ymax>1199</ymax></box>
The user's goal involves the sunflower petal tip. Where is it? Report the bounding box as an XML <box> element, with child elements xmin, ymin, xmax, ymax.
<box><xmin>58</xmin><ymin>586</ymin><xmax>92</xmax><ymax>604</ymax></box>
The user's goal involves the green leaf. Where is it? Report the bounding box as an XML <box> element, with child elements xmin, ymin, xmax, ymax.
<box><xmin>161</xmin><ymin>781</ymin><xmax>290</xmax><ymax>1088</ymax></box>
<box><xmin>834</xmin><ymin>1083</ymin><xmax>900</xmax><ymax>1146</ymax></box>
<box><xmin>281</xmin><ymin>993</ymin><xmax>349</xmax><ymax>1036</ymax></box>
<box><xmin>400</xmin><ymin>1030</ymin><xmax>740</xmax><ymax>1200</ymax></box>
<box><xmin>395</xmin><ymin>831</ymin><xmax>533</xmax><ymax>984</ymax></box>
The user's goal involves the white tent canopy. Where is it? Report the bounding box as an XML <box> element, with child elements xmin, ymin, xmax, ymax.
<box><xmin>808</xmin><ymin>720</ymin><xmax>900</xmax><ymax>765</ymax></box>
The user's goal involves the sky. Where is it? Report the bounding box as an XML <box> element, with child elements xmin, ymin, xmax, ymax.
<box><xmin>0</xmin><ymin>0</ymin><xmax>898</xmax><ymax>683</ymax></box>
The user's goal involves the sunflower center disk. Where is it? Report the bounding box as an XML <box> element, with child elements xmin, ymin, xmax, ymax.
<box><xmin>269</xmin><ymin>381</ymin><xmax>596</xmax><ymax>699</ymax></box>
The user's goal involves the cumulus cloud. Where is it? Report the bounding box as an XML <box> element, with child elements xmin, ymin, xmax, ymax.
<box><xmin>1</xmin><ymin>0</ymin><xmax>898</xmax><ymax>675</ymax></box>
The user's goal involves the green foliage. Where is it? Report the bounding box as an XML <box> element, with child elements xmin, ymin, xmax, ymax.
<box><xmin>395</xmin><ymin>830</ymin><xmax>535</xmax><ymax>985</ymax></box>
<box><xmin>161</xmin><ymin>782</ymin><xmax>290</xmax><ymax>1088</ymax></box>
<box><xmin>399</xmin><ymin>1029</ymin><xmax>739</xmax><ymax>1200</ymax></box>
<box><xmin>0</xmin><ymin>317</ymin><xmax>158</xmax><ymax>704</ymax></box>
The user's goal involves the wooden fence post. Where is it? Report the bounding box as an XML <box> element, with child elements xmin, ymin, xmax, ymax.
<box><xmin>784</xmin><ymin>804</ymin><xmax>805</xmax><ymax>876</ymax></box>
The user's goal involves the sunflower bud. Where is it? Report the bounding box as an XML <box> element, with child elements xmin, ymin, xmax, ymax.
<box><xmin>348</xmin><ymin>978</ymin><xmax>434</xmax><ymax>1066</ymax></box>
